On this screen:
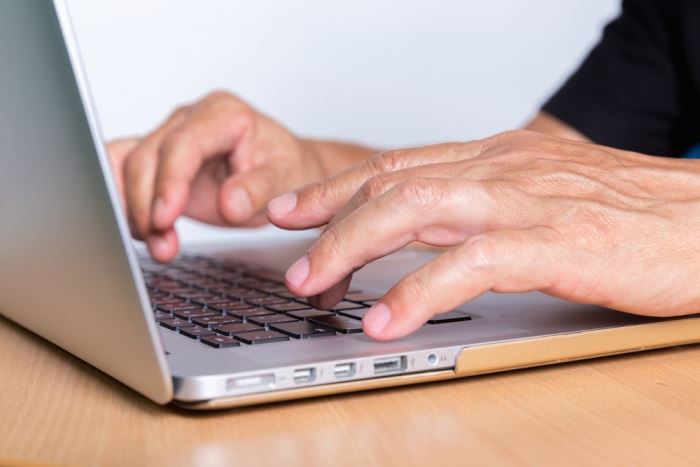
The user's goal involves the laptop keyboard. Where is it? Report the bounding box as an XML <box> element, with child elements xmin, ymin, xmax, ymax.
<box><xmin>141</xmin><ymin>254</ymin><xmax>472</xmax><ymax>349</ymax></box>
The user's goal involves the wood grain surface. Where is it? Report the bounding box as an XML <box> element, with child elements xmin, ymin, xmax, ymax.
<box><xmin>1</xmin><ymin>315</ymin><xmax>699</xmax><ymax>467</ymax></box>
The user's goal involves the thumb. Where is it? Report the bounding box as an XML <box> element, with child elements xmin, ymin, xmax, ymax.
<box><xmin>218</xmin><ymin>166</ymin><xmax>281</xmax><ymax>225</ymax></box>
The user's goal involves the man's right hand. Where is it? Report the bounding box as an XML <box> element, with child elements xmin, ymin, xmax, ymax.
<box><xmin>106</xmin><ymin>91</ymin><xmax>330</xmax><ymax>262</ymax></box>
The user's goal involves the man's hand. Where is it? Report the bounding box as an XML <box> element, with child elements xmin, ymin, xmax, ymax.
<box><xmin>268</xmin><ymin>130</ymin><xmax>700</xmax><ymax>340</ymax></box>
<box><xmin>106</xmin><ymin>91</ymin><xmax>329</xmax><ymax>262</ymax></box>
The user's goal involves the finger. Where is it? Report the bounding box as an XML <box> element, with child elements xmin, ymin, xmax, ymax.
<box><xmin>106</xmin><ymin>137</ymin><xmax>140</xmax><ymax>210</ymax></box>
<box><xmin>151</xmin><ymin>100</ymin><xmax>256</xmax><ymax>231</ymax></box>
<box><xmin>296</xmin><ymin>162</ymin><xmax>488</xmax><ymax>309</ymax></box>
<box><xmin>362</xmin><ymin>227</ymin><xmax>559</xmax><ymax>340</ymax></box>
<box><xmin>124</xmin><ymin>108</ymin><xmax>189</xmax><ymax>238</ymax></box>
<box><xmin>285</xmin><ymin>178</ymin><xmax>538</xmax><ymax>298</ymax></box>
<box><xmin>308</xmin><ymin>275</ymin><xmax>353</xmax><ymax>310</ymax></box>
<box><xmin>217</xmin><ymin>164</ymin><xmax>283</xmax><ymax>225</ymax></box>
<box><xmin>328</xmin><ymin>161</ymin><xmax>459</xmax><ymax>229</ymax></box>
<box><xmin>267</xmin><ymin>142</ymin><xmax>485</xmax><ymax>229</ymax></box>
<box><xmin>146</xmin><ymin>227</ymin><xmax>179</xmax><ymax>263</ymax></box>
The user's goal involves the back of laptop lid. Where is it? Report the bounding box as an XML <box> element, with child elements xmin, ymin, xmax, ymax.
<box><xmin>0</xmin><ymin>0</ymin><xmax>172</xmax><ymax>404</ymax></box>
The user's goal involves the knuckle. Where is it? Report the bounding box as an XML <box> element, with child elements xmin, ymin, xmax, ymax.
<box><xmin>460</xmin><ymin>235</ymin><xmax>501</xmax><ymax>269</ymax></box>
<box><xmin>560</xmin><ymin>201</ymin><xmax>612</xmax><ymax>242</ymax></box>
<box><xmin>170</xmin><ymin>105</ymin><xmax>190</xmax><ymax>121</ymax></box>
<box><xmin>218</xmin><ymin>102</ymin><xmax>257</xmax><ymax>136</ymax></box>
<box><xmin>202</xmin><ymin>89</ymin><xmax>233</xmax><ymax>103</ymax></box>
<box><xmin>394</xmin><ymin>178</ymin><xmax>441</xmax><ymax>208</ymax></box>
<box><xmin>201</xmin><ymin>91</ymin><xmax>256</xmax><ymax>124</ymax></box>
<box><xmin>231</xmin><ymin>106</ymin><xmax>257</xmax><ymax>129</ymax></box>
<box><xmin>359</xmin><ymin>174</ymin><xmax>394</xmax><ymax>201</ymax></box>
<box><xmin>483</xmin><ymin>130</ymin><xmax>539</xmax><ymax>163</ymax></box>
<box><xmin>367</xmin><ymin>149</ymin><xmax>409</xmax><ymax>175</ymax></box>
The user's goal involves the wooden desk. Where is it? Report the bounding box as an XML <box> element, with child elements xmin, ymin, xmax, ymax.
<box><xmin>2</xmin><ymin>315</ymin><xmax>699</xmax><ymax>467</ymax></box>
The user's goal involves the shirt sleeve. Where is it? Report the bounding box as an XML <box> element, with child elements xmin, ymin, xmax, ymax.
<box><xmin>542</xmin><ymin>0</ymin><xmax>690</xmax><ymax>156</ymax></box>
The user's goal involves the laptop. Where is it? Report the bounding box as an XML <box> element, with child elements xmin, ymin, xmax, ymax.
<box><xmin>2</xmin><ymin>0</ymin><xmax>700</xmax><ymax>410</ymax></box>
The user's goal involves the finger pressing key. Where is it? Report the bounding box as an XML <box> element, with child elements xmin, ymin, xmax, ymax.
<box><xmin>363</xmin><ymin>228</ymin><xmax>558</xmax><ymax>340</ymax></box>
<box><xmin>123</xmin><ymin>107</ymin><xmax>189</xmax><ymax>239</ymax></box>
<box><xmin>284</xmin><ymin>178</ymin><xmax>530</xmax><ymax>299</ymax></box>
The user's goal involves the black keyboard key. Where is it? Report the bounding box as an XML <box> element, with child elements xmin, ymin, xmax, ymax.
<box><xmin>214</xmin><ymin>323</ymin><xmax>263</xmax><ymax>336</ymax></box>
<box><xmin>257</xmin><ymin>284</ymin><xmax>290</xmax><ymax>293</ymax></box>
<box><xmin>245</xmin><ymin>296</ymin><xmax>289</xmax><ymax>306</ymax></box>
<box><xmin>426</xmin><ymin>311</ymin><xmax>472</xmax><ymax>324</ymax></box>
<box><xmin>200</xmin><ymin>335</ymin><xmax>240</xmax><ymax>348</ymax></box>
<box><xmin>167</xmin><ymin>270</ymin><xmax>201</xmax><ymax>279</ymax></box>
<box><xmin>345</xmin><ymin>292</ymin><xmax>381</xmax><ymax>302</ymax></box>
<box><xmin>171</xmin><ymin>288</ymin><xmax>203</xmax><ymax>296</ymax></box>
<box><xmin>156</xmin><ymin>284</ymin><xmax>189</xmax><ymax>293</ymax></box>
<box><xmin>275</xmin><ymin>291</ymin><xmax>309</xmax><ymax>302</ymax></box>
<box><xmin>286</xmin><ymin>309</ymin><xmax>334</xmax><ymax>320</ymax></box>
<box><xmin>159</xmin><ymin>318</ymin><xmax>194</xmax><ymax>331</ymax></box>
<box><xmin>226</xmin><ymin>307</ymin><xmax>275</xmax><ymax>319</ymax></box>
<box><xmin>248</xmin><ymin>270</ymin><xmax>286</xmax><ymax>284</ymax></box>
<box><xmin>237</xmin><ymin>278</ymin><xmax>274</xmax><ymax>289</ymax></box>
<box><xmin>185</xmin><ymin>278</ymin><xmax>223</xmax><ymax>288</ymax></box>
<box><xmin>227</xmin><ymin>289</ymin><xmax>267</xmax><ymax>300</ymax></box>
<box><xmin>234</xmin><ymin>330</ymin><xmax>289</xmax><ymax>345</ymax></box>
<box><xmin>172</xmin><ymin>309</ymin><xmax>219</xmax><ymax>320</ymax></box>
<box><xmin>310</xmin><ymin>315</ymin><xmax>363</xmax><ymax>334</ymax></box>
<box><xmin>337</xmin><ymin>308</ymin><xmax>370</xmax><ymax>320</ymax></box>
<box><xmin>191</xmin><ymin>316</ymin><xmax>240</xmax><ymax>327</ymax></box>
<box><xmin>149</xmin><ymin>290</ymin><xmax>170</xmax><ymax>297</ymax></box>
<box><xmin>156</xmin><ymin>304</ymin><xmax>200</xmax><ymax>313</ymax></box>
<box><xmin>190</xmin><ymin>296</ymin><xmax>232</xmax><ymax>306</ymax></box>
<box><xmin>248</xmin><ymin>314</ymin><xmax>298</xmax><ymax>326</ymax></box>
<box><xmin>270</xmin><ymin>321</ymin><xmax>335</xmax><ymax>339</ymax></box>
<box><xmin>180</xmin><ymin>326</ymin><xmax>218</xmax><ymax>339</ymax></box>
<box><xmin>179</xmin><ymin>292</ymin><xmax>218</xmax><ymax>300</ymax></box>
<box><xmin>154</xmin><ymin>311</ymin><xmax>172</xmax><ymax>321</ymax></box>
<box><xmin>264</xmin><ymin>302</ymin><xmax>311</xmax><ymax>312</ymax></box>
<box><xmin>208</xmin><ymin>301</ymin><xmax>253</xmax><ymax>312</ymax></box>
<box><xmin>330</xmin><ymin>301</ymin><xmax>367</xmax><ymax>311</ymax></box>
<box><xmin>153</xmin><ymin>298</ymin><xmax>185</xmax><ymax>306</ymax></box>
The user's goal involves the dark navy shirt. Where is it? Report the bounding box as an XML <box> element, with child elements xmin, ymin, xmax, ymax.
<box><xmin>543</xmin><ymin>0</ymin><xmax>700</xmax><ymax>157</ymax></box>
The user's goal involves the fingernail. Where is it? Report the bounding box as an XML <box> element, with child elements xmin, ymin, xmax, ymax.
<box><xmin>152</xmin><ymin>197</ymin><xmax>167</xmax><ymax>228</ymax></box>
<box><xmin>267</xmin><ymin>192</ymin><xmax>297</xmax><ymax>219</ymax></box>
<box><xmin>231</xmin><ymin>187</ymin><xmax>253</xmax><ymax>220</ymax></box>
<box><xmin>148</xmin><ymin>234</ymin><xmax>168</xmax><ymax>259</ymax></box>
<box><xmin>286</xmin><ymin>255</ymin><xmax>310</xmax><ymax>288</ymax></box>
<box><xmin>363</xmin><ymin>303</ymin><xmax>392</xmax><ymax>335</ymax></box>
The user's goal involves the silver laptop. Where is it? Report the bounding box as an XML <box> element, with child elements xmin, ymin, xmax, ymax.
<box><xmin>2</xmin><ymin>0</ymin><xmax>700</xmax><ymax>410</ymax></box>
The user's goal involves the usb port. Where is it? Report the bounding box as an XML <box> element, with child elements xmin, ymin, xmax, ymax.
<box><xmin>293</xmin><ymin>368</ymin><xmax>316</xmax><ymax>384</ymax></box>
<box><xmin>373</xmin><ymin>356</ymin><xmax>407</xmax><ymax>374</ymax></box>
<box><xmin>333</xmin><ymin>362</ymin><xmax>356</xmax><ymax>379</ymax></box>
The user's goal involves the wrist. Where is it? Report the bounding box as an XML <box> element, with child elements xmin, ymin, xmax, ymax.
<box><xmin>303</xmin><ymin>138</ymin><xmax>377</xmax><ymax>178</ymax></box>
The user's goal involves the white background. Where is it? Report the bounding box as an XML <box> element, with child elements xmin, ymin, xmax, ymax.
<box><xmin>65</xmin><ymin>0</ymin><xmax>620</xmax><ymax>244</ymax></box>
